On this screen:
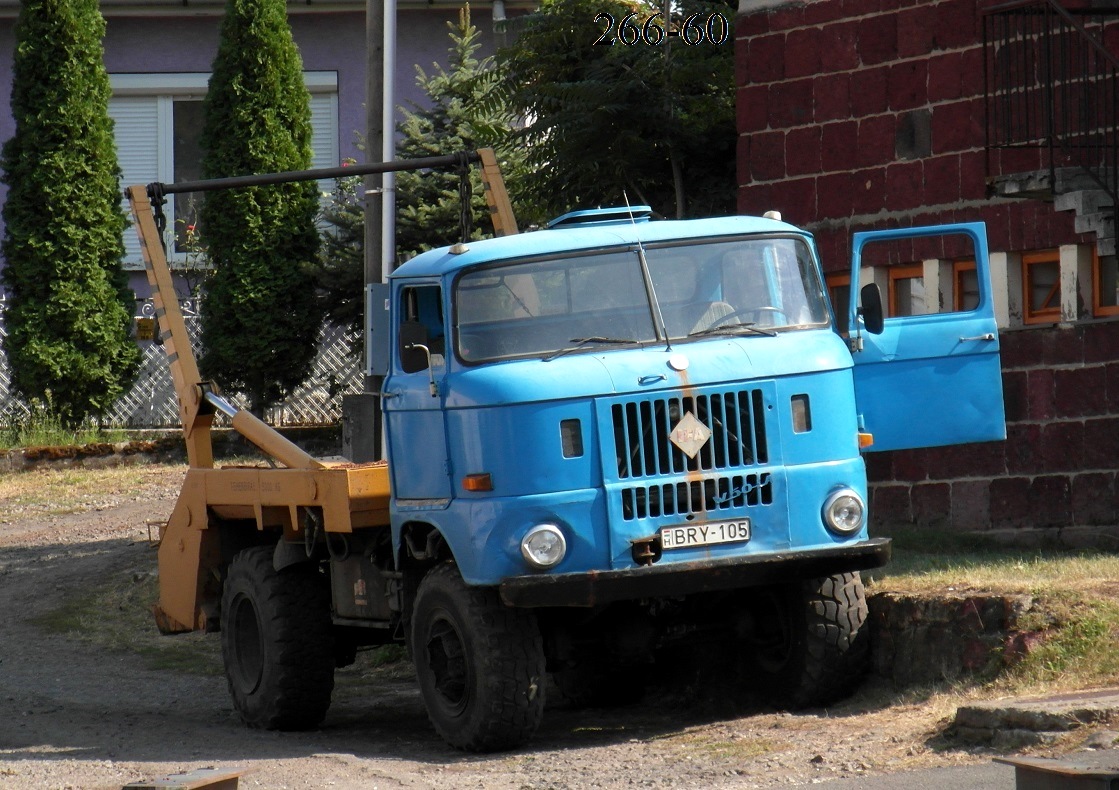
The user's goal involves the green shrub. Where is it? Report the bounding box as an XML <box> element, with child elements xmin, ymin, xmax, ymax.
<box><xmin>198</xmin><ymin>0</ymin><xmax>323</xmax><ymax>415</ymax></box>
<box><xmin>0</xmin><ymin>0</ymin><xmax>141</xmax><ymax>427</ymax></box>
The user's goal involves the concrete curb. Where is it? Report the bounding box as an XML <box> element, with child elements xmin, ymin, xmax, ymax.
<box><xmin>949</xmin><ymin>689</ymin><xmax>1119</xmax><ymax>748</ymax></box>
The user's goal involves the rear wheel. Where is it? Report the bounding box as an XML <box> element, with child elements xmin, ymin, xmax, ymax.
<box><xmin>411</xmin><ymin>562</ymin><xmax>545</xmax><ymax>751</ymax></box>
<box><xmin>746</xmin><ymin>571</ymin><xmax>869</xmax><ymax>708</ymax></box>
<box><xmin>221</xmin><ymin>545</ymin><xmax>335</xmax><ymax>730</ymax></box>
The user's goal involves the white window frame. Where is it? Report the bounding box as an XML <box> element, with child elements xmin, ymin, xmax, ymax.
<box><xmin>110</xmin><ymin>71</ymin><xmax>339</xmax><ymax>270</ymax></box>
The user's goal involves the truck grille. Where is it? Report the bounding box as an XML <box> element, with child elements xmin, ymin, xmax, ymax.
<box><xmin>621</xmin><ymin>472</ymin><xmax>773</xmax><ymax>520</ymax></box>
<box><xmin>610</xmin><ymin>389</ymin><xmax>769</xmax><ymax>479</ymax></box>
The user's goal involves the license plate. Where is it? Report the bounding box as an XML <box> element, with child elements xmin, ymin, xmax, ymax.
<box><xmin>660</xmin><ymin>519</ymin><xmax>751</xmax><ymax>550</ymax></box>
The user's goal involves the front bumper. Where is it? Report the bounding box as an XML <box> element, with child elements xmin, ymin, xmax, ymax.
<box><xmin>499</xmin><ymin>537</ymin><xmax>891</xmax><ymax>608</ymax></box>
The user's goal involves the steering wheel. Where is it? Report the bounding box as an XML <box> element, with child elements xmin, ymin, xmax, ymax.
<box><xmin>708</xmin><ymin>306</ymin><xmax>787</xmax><ymax>329</ymax></box>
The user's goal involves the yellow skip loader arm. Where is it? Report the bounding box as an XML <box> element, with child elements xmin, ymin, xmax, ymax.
<box><xmin>127</xmin><ymin>149</ymin><xmax>516</xmax><ymax>634</ymax></box>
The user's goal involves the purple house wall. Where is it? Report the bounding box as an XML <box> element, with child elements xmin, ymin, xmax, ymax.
<box><xmin>0</xmin><ymin>1</ymin><xmax>527</xmax><ymax>296</ymax></box>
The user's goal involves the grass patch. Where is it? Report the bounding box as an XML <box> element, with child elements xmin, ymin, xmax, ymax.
<box><xmin>0</xmin><ymin>405</ymin><xmax>128</xmax><ymax>451</ymax></box>
<box><xmin>34</xmin><ymin>566</ymin><xmax>222</xmax><ymax>676</ymax></box>
<box><xmin>0</xmin><ymin>464</ymin><xmax>184</xmax><ymax>522</ymax></box>
<box><xmin>870</xmin><ymin>527</ymin><xmax>1119</xmax><ymax>697</ymax></box>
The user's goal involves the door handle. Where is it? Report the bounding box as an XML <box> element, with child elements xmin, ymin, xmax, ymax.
<box><xmin>960</xmin><ymin>333</ymin><xmax>995</xmax><ymax>342</ymax></box>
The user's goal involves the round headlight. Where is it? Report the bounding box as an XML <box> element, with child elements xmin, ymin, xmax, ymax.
<box><xmin>521</xmin><ymin>524</ymin><xmax>567</xmax><ymax>570</ymax></box>
<box><xmin>822</xmin><ymin>488</ymin><xmax>865</xmax><ymax>536</ymax></box>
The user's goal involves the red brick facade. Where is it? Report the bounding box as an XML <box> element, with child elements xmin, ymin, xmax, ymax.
<box><xmin>735</xmin><ymin>0</ymin><xmax>1119</xmax><ymax>541</ymax></box>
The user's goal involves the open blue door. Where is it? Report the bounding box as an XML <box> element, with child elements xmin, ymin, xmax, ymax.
<box><xmin>848</xmin><ymin>223</ymin><xmax>1006</xmax><ymax>452</ymax></box>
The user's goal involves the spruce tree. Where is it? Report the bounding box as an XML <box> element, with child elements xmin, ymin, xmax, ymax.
<box><xmin>198</xmin><ymin>0</ymin><xmax>322</xmax><ymax>415</ymax></box>
<box><xmin>0</xmin><ymin>0</ymin><xmax>141</xmax><ymax>428</ymax></box>
<box><xmin>394</xmin><ymin>7</ymin><xmax>524</xmax><ymax>260</ymax></box>
<box><xmin>315</xmin><ymin>8</ymin><xmax>522</xmax><ymax>343</ymax></box>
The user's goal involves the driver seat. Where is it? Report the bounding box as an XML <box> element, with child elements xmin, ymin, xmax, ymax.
<box><xmin>690</xmin><ymin>301</ymin><xmax>734</xmax><ymax>333</ymax></box>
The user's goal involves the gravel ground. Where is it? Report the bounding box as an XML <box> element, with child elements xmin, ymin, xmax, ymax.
<box><xmin>0</xmin><ymin>462</ymin><xmax>995</xmax><ymax>790</ymax></box>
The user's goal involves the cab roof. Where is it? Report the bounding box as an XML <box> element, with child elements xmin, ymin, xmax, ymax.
<box><xmin>390</xmin><ymin>213</ymin><xmax>809</xmax><ymax>280</ymax></box>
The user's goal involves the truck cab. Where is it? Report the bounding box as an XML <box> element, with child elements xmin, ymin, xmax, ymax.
<box><xmin>376</xmin><ymin>208</ymin><xmax>1004</xmax><ymax>748</ymax></box>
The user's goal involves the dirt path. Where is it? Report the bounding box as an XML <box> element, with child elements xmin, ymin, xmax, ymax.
<box><xmin>0</xmin><ymin>465</ymin><xmax>988</xmax><ymax>790</ymax></box>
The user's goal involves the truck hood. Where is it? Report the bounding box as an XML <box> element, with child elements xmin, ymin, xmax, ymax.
<box><xmin>444</xmin><ymin>329</ymin><xmax>851</xmax><ymax>409</ymax></box>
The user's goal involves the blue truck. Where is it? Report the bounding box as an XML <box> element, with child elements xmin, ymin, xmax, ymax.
<box><xmin>133</xmin><ymin>152</ymin><xmax>1005</xmax><ymax>753</ymax></box>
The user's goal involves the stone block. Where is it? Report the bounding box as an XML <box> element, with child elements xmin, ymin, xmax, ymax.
<box><xmin>735</xmin><ymin>11</ymin><xmax>770</xmax><ymax>38</ymax></box>
<box><xmin>936</xmin><ymin>440</ymin><xmax>1008</xmax><ymax>479</ymax></box>
<box><xmin>766</xmin><ymin>177</ymin><xmax>816</xmax><ymax>226</ymax></box>
<box><xmin>785</xmin><ymin>125</ymin><xmax>822</xmax><ymax>177</ymax></box>
<box><xmin>1109</xmin><ymin>363</ymin><xmax>1119</xmax><ymax>414</ymax></box>
<box><xmin>912</xmin><ymin>482</ymin><xmax>951</xmax><ymax>527</ymax></box>
<box><xmin>923</xmin><ymin>153</ymin><xmax>961</xmax><ymax>207</ymax></box>
<box><xmin>959</xmin><ymin>149</ymin><xmax>988</xmax><ymax>201</ymax></box>
<box><xmin>1083</xmin><ymin>320</ymin><xmax>1119</xmax><ymax>364</ymax></box>
<box><xmin>1071</xmin><ymin>472</ymin><xmax>1117</xmax><ymax>526</ymax></box>
<box><xmin>857</xmin><ymin>12</ymin><xmax>897</xmax><ymax>66</ymax></box>
<box><xmin>736</xmin><ymin>85</ymin><xmax>769</xmax><ymax>134</ymax></box>
<box><xmin>1030</xmin><ymin>475</ymin><xmax>1073</xmax><ymax>529</ymax></box>
<box><xmin>951</xmin><ymin>479</ymin><xmax>992</xmax><ymax>531</ymax></box>
<box><xmin>1040</xmin><ymin>325</ymin><xmax>1085</xmax><ymax>367</ymax></box>
<box><xmin>885</xmin><ymin>160</ymin><xmax>923</xmax><ymax>211</ymax></box>
<box><xmin>931</xmin><ymin>98</ymin><xmax>983</xmax><ymax>155</ymax></box>
<box><xmin>813</xmin><ymin>73</ymin><xmax>851</xmax><ymax>124</ymax></box>
<box><xmin>783</xmin><ymin>27</ymin><xmax>822</xmax><ymax>79</ymax></box>
<box><xmin>1083</xmin><ymin>416</ymin><xmax>1119</xmax><ymax>469</ymax></box>
<box><xmin>818</xmin><ymin>19</ymin><xmax>861</xmax><ymax>71</ymax></box>
<box><xmin>1005</xmin><ymin>423</ymin><xmax>1043</xmax><ymax>475</ymax></box>
<box><xmin>869</xmin><ymin>592</ymin><xmax>1035</xmax><ymax>687</ymax></box>
<box><xmin>748</xmin><ymin>129</ymin><xmax>786</xmax><ymax>182</ymax></box>
<box><xmin>990</xmin><ymin>475</ymin><xmax>1033</xmax><ymax>529</ymax></box>
<box><xmin>1002</xmin><ymin>369</ymin><xmax>1028</xmax><ymax>423</ymax></box>
<box><xmin>936</xmin><ymin>0</ymin><xmax>980</xmax><ymax>50</ymax></box>
<box><xmin>820</xmin><ymin>120</ymin><xmax>858</xmax><ymax>172</ymax></box>
<box><xmin>871</xmin><ymin>483</ymin><xmax>911</xmax><ymax>526</ymax></box>
<box><xmin>1054</xmin><ymin>365</ymin><xmax>1108</xmax><ymax>418</ymax></box>
<box><xmin>850</xmin><ymin>66</ymin><xmax>889</xmax><ymax>117</ymax></box>
<box><xmin>857</xmin><ymin>113</ymin><xmax>896</xmax><ymax>168</ymax></box>
<box><xmin>928</xmin><ymin>52</ymin><xmax>967</xmax><ymax>103</ymax></box>
<box><xmin>851</xmin><ymin>169</ymin><xmax>886</xmax><ymax>216</ymax></box>
<box><xmin>1027</xmin><ymin>368</ymin><xmax>1056</xmax><ymax>421</ymax></box>
<box><xmin>747</xmin><ymin>33</ymin><xmax>785</xmax><ymax>83</ymax></box>
<box><xmin>864</xmin><ymin>451</ymin><xmax>894</xmax><ymax>482</ymax></box>
<box><xmin>897</xmin><ymin>5</ymin><xmax>938</xmax><ymax>57</ymax></box>
<box><xmin>1039</xmin><ymin>420</ymin><xmax>1085</xmax><ymax>473</ymax></box>
<box><xmin>887</xmin><ymin>59</ymin><xmax>928</xmax><ymax>112</ymax></box>
<box><xmin>768</xmin><ymin>3</ymin><xmax>805</xmax><ymax>31</ymax></box>
<box><xmin>817</xmin><ymin>171</ymin><xmax>856</xmax><ymax>221</ymax></box>
<box><xmin>768</xmin><ymin>77</ymin><xmax>814</xmax><ymax>128</ymax></box>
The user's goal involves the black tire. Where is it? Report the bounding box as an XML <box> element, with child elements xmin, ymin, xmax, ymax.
<box><xmin>411</xmin><ymin>562</ymin><xmax>545</xmax><ymax>751</ymax></box>
<box><xmin>746</xmin><ymin>571</ymin><xmax>869</xmax><ymax>708</ymax></box>
<box><xmin>220</xmin><ymin>545</ymin><xmax>335</xmax><ymax>730</ymax></box>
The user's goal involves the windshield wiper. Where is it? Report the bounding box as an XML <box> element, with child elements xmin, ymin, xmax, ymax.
<box><xmin>543</xmin><ymin>336</ymin><xmax>640</xmax><ymax>362</ymax></box>
<box><xmin>688</xmin><ymin>322</ymin><xmax>777</xmax><ymax>339</ymax></box>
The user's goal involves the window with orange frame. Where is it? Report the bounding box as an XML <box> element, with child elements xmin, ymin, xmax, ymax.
<box><xmin>1022</xmin><ymin>250</ymin><xmax>1061</xmax><ymax>324</ymax></box>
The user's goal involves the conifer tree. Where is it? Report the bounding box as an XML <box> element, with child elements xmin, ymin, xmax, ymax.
<box><xmin>198</xmin><ymin>0</ymin><xmax>322</xmax><ymax>415</ymax></box>
<box><xmin>0</xmin><ymin>0</ymin><xmax>141</xmax><ymax>427</ymax></box>
<box><xmin>496</xmin><ymin>0</ymin><xmax>736</xmax><ymax>219</ymax></box>
<box><xmin>394</xmin><ymin>6</ymin><xmax>525</xmax><ymax>260</ymax></box>
<box><xmin>315</xmin><ymin>8</ymin><xmax>522</xmax><ymax>342</ymax></box>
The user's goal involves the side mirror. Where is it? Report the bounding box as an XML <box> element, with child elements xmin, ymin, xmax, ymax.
<box><xmin>859</xmin><ymin>283</ymin><xmax>884</xmax><ymax>335</ymax></box>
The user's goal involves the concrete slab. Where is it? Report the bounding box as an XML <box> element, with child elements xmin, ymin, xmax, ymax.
<box><xmin>951</xmin><ymin>689</ymin><xmax>1119</xmax><ymax>748</ymax></box>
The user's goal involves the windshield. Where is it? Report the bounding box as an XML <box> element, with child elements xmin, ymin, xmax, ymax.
<box><xmin>454</xmin><ymin>236</ymin><xmax>830</xmax><ymax>363</ymax></box>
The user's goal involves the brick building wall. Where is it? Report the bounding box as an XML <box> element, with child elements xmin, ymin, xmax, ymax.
<box><xmin>735</xmin><ymin>0</ymin><xmax>1119</xmax><ymax>541</ymax></box>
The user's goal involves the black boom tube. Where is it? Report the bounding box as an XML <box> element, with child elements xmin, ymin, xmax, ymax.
<box><xmin>140</xmin><ymin>151</ymin><xmax>479</xmax><ymax>202</ymax></box>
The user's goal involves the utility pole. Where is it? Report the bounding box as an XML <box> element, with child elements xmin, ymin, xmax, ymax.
<box><xmin>344</xmin><ymin>0</ymin><xmax>387</xmax><ymax>462</ymax></box>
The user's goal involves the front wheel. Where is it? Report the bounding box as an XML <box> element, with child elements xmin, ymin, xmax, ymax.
<box><xmin>745</xmin><ymin>571</ymin><xmax>869</xmax><ymax>708</ymax></box>
<box><xmin>411</xmin><ymin>562</ymin><xmax>545</xmax><ymax>751</ymax></box>
<box><xmin>220</xmin><ymin>546</ymin><xmax>335</xmax><ymax>730</ymax></box>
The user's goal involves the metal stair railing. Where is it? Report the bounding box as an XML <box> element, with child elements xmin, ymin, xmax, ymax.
<box><xmin>984</xmin><ymin>0</ymin><xmax>1119</xmax><ymax>206</ymax></box>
